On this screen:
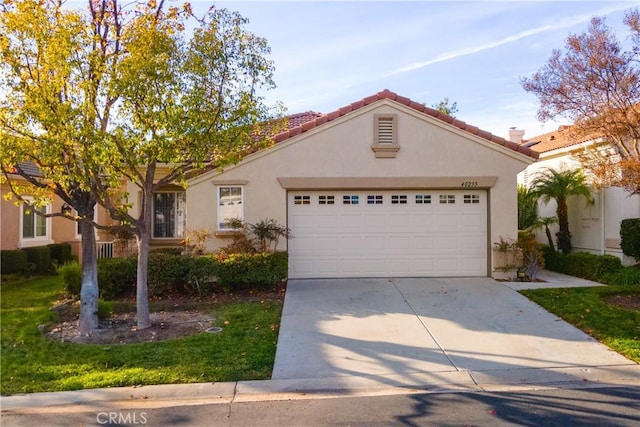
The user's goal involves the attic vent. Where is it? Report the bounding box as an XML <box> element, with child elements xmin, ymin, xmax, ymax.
<box><xmin>377</xmin><ymin>117</ymin><xmax>394</xmax><ymax>144</ymax></box>
<box><xmin>372</xmin><ymin>114</ymin><xmax>399</xmax><ymax>158</ymax></box>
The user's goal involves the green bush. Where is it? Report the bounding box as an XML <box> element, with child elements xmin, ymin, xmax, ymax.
<box><xmin>147</xmin><ymin>252</ymin><xmax>190</xmax><ymax>296</ymax></box>
<box><xmin>184</xmin><ymin>255</ymin><xmax>219</xmax><ymax>295</ymax></box>
<box><xmin>1</xmin><ymin>250</ymin><xmax>28</xmax><ymax>274</ymax></box>
<box><xmin>58</xmin><ymin>261</ymin><xmax>82</xmax><ymax>296</ymax></box>
<box><xmin>544</xmin><ymin>250</ymin><xmax>623</xmax><ymax>282</ymax></box>
<box><xmin>541</xmin><ymin>245</ymin><xmax>565</xmax><ymax>272</ymax></box>
<box><xmin>217</xmin><ymin>252</ymin><xmax>288</xmax><ymax>291</ymax></box>
<box><xmin>22</xmin><ymin>246</ymin><xmax>51</xmax><ymax>275</ymax></box>
<box><xmin>150</xmin><ymin>247</ymin><xmax>183</xmax><ymax>256</ymax></box>
<box><xmin>620</xmin><ymin>218</ymin><xmax>640</xmax><ymax>261</ymax></box>
<box><xmin>98</xmin><ymin>257</ymin><xmax>137</xmax><ymax>299</ymax></box>
<box><xmin>602</xmin><ymin>267</ymin><xmax>640</xmax><ymax>286</ymax></box>
<box><xmin>98</xmin><ymin>300</ymin><xmax>114</xmax><ymax>320</ymax></box>
<box><xmin>47</xmin><ymin>243</ymin><xmax>73</xmax><ymax>267</ymax></box>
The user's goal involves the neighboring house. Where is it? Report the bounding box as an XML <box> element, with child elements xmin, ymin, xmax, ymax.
<box><xmin>131</xmin><ymin>89</ymin><xmax>537</xmax><ymax>279</ymax></box>
<box><xmin>1</xmin><ymin>169</ymin><xmax>115</xmax><ymax>262</ymax></box>
<box><xmin>517</xmin><ymin>126</ymin><xmax>640</xmax><ymax>265</ymax></box>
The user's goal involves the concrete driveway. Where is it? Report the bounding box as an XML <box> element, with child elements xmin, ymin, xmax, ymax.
<box><xmin>273</xmin><ymin>278</ymin><xmax>638</xmax><ymax>390</ymax></box>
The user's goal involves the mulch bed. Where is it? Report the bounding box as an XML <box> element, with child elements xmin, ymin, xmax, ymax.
<box><xmin>45</xmin><ymin>282</ymin><xmax>286</xmax><ymax>345</ymax></box>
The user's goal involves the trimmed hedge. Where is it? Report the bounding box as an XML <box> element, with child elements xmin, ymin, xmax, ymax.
<box><xmin>95</xmin><ymin>251</ymin><xmax>287</xmax><ymax>299</ymax></box>
<box><xmin>216</xmin><ymin>251</ymin><xmax>288</xmax><ymax>291</ymax></box>
<box><xmin>147</xmin><ymin>252</ymin><xmax>191</xmax><ymax>296</ymax></box>
<box><xmin>620</xmin><ymin>218</ymin><xmax>640</xmax><ymax>261</ymax></box>
<box><xmin>97</xmin><ymin>256</ymin><xmax>137</xmax><ymax>299</ymax></box>
<box><xmin>1</xmin><ymin>250</ymin><xmax>28</xmax><ymax>275</ymax></box>
<box><xmin>48</xmin><ymin>243</ymin><xmax>73</xmax><ymax>267</ymax></box>
<box><xmin>22</xmin><ymin>246</ymin><xmax>51</xmax><ymax>275</ymax></box>
<box><xmin>542</xmin><ymin>248</ymin><xmax>623</xmax><ymax>282</ymax></box>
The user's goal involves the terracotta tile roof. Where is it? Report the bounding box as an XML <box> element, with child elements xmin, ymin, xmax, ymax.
<box><xmin>273</xmin><ymin>89</ymin><xmax>539</xmax><ymax>159</ymax></box>
<box><xmin>286</xmin><ymin>111</ymin><xmax>324</xmax><ymax>128</ymax></box>
<box><xmin>522</xmin><ymin>125</ymin><xmax>602</xmax><ymax>154</ymax></box>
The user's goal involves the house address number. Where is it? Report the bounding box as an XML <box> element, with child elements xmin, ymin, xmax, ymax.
<box><xmin>461</xmin><ymin>181</ymin><xmax>478</xmax><ymax>188</ymax></box>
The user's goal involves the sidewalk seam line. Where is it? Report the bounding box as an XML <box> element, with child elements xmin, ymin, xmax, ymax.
<box><xmin>391</xmin><ymin>279</ymin><xmax>461</xmax><ymax>372</ymax></box>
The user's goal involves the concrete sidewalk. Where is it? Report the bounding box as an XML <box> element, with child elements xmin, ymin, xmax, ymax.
<box><xmin>2</xmin><ymin>271</ymin><xmax>638</xmax><ymax>413</ymax></box>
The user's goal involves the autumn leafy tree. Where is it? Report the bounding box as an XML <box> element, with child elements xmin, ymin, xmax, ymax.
<box><xmin>521</xmin><ymin>10</ymin><xmax>640</xmax><ymax>195</ymax></box>
<box><xmin>530</xmin><ymin>168</ymin><xmax>594</xmax><ymax>254</ymax></box>
<box><xmin>0</xmin><ymin>0</ymin><xmax>125</xmax><ymax>335</ymax></box>
<box><xmin>1</xmin><ymin>0</ymin><xmax>284</xmax><ymax>331</ymax></box>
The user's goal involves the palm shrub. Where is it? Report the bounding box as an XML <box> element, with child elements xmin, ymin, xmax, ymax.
<box><xmin>518</xmin><ymin>184</ymin><xmax>538</xmax><ymax>230</ymax></box>
<box><xmin>530</xmin><ymin>167</ymin><xmax>594</xmax><ymax>253</ymax></box>
<box><xmin>529</xmin><ymin>216</ymin><xmax>558</xmax><ymax>252</ymax></box>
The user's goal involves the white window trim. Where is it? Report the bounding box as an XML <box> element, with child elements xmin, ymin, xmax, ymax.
<box><xmin>217</xmin><ymin>186</ymin><xmax>244</xmax><ymax>231</ymax></box>
<box><xmin>18</xmin><ymin>199</ymin><xmax>53</xmax><ymax>248</ymax></box>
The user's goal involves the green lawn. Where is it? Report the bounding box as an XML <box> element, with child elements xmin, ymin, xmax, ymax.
<box><xmin>1</xmin><ymin>276</ymin><xmax>282</xmax><ymax>395</ymax></box>
<box><xmin>520</xmin><ymin>285</ymin><xmax>640</xmax><ymax>363</ymax></box>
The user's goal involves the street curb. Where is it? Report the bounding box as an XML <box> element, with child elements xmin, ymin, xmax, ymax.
<box><xmin>2</xmin><ymin>365</ymin><xmax>638</xmax><ymax>414</ymax></box>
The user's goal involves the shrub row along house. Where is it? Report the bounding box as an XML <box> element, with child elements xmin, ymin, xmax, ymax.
<box><xmin>516</xmin><ymin>126</ymin><xmax>640</xmax><ymax>265</ymax></box>
<box><xmin>2</xmin><ymin>90</ymin><xmax>542</xmax><ymax>278</ymax></box>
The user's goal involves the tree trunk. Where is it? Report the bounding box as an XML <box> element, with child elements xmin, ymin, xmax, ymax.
<box><xmin>135</xmin><ymin>188</ymin><xmax>153</xmax><ymax>330</ymax></box>
<box><xmin>556</xmin><ymin>198</ymin><xmax>572</xmax><ymax>253</ymax></box>
<box><xmin>78</xmin><ymin>218</ymin><xmax>99</xmax><ymax>335</ymax></box>
<box><xmin>544</xmin><ymin>225</ymin><xmax>556</xmax><ymax>252</ymax></box>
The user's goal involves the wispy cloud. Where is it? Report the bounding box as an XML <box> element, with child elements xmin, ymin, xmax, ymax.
<box><xmin>390</xmin><ymin>5</ymin><xmax>632</xmax><ymax>75</ymax></box>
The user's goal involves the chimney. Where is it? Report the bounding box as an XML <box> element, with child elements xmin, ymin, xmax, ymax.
<box><xmin>508</xmin><ymin>127</ymin><xmax>525</xmax><ymax>144</ymax></box>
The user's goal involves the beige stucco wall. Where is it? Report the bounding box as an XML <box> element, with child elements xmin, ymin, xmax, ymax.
<box><xmin>186</xmin><ymin>100</ymin><xmax>533</xmax><ymax>275</ymax></box>
<box><xmin>1</xmin><ymin>184</ymin><xmax>21</xmax><ymax>250</ymax></box>
<box><xmin>1</xmin><ymin>182</ymin><xmax>114</xmax><ymax>262</ymax></box>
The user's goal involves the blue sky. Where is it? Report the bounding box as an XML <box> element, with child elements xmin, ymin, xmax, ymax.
<box><xmin>202</xmin><ymin>0</ymin><xmax>638</xmax><ymax>140</ymax></box>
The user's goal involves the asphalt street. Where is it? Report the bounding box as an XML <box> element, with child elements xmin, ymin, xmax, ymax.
<box><xmin>2</xmin><ymin>386</ymin><xmax>638</xmax><ymax>426</ymax></box>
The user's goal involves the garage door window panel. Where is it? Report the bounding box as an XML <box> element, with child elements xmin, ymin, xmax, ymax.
<box><xmin>217</xmin><ymin>186</ymin><xmax>243</xmax><ymax>230</ymax></box>
<box><xmin>367</xmin><ymin>195</ymin><xmax>383</xmax><ymax>205</ymax></box>
<box><xmin>464</xmin><ymin>194</ymin><xmax>480</xmax><ymax>204</ymax></box>
<box><xmin>318</xmin><ymin>195</ymin><xmax>334</xmax><ymax>205</ymax></box>
<box><xmin>294</xmin><ymin>195</ymin><xmax>310</xmax><ymax>205</ymax></box>
<box><xmin>440</xmin><ymin>194</ymin><xmax>456</xmax><ymax>204</ymax></box>
<box><xmin>343</xmin><ymin>195</ymin><xmax>359</xmax><ymax>205</ymax></box>
<box><xmin>391</xmin><ymin>195</ymin><xmax>407</xmax><ymax>204</ymax></box>
<box><xmin>415</xmin><ymin>194</ymin><xmax>431</xmax><ymax>204</ymax></box>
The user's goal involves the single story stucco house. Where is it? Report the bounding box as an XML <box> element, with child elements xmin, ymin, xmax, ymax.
<box><xmin>517</xmin><ymin>126</ymin><xmax>640</xmax><ymax>265</ymax></box>
<box><xmin>132</xmin><ymin>89</ymin><xmax>538</xmax><ymax>279</ymax></box>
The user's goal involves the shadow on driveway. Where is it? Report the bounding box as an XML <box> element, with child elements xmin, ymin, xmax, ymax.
<box><xmin>273</xmin><ymin>278</ymin><xmax>637</xmax><ymax>388</ymax></box>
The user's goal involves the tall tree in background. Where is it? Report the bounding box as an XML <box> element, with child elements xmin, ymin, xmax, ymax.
<box><xmin>1</xmin><ymin>0</ymin><xmax>284</xmax><ymax>331</ymax></box>
<box><xmin>431</xmin><ymin>97</ymin><xmax>458</xmax><ymax>117</ymax></box>
<box><xmin>0</xmin><ymin>0</ymin><xmax>125</xmax><ymax>335</ymax></box>
<box><xmin>530</xmin><ymin>168</ymin><xmax>594</xmax><ymax>254</ymax></box>
<box><xmin>521</xmin><ymin>10</ymin><xmax>640</xmax><ymax>195</ymax></box>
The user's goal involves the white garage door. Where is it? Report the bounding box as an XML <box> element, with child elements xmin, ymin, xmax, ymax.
<box><xmin>288</xmin><ymin>190</ymin><xmax>487</xmax><ymax>278</ymax></box>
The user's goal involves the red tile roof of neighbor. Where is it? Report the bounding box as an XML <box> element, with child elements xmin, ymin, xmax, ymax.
<box><xmin>277</xmin><ymin>89</ymin><xmax>539</xmax><ymax>159</ymax></box>
<box><xmin>522</xmin><ymin>125</ymin><xmax>605</xmax><ymax>154</ymax></box>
